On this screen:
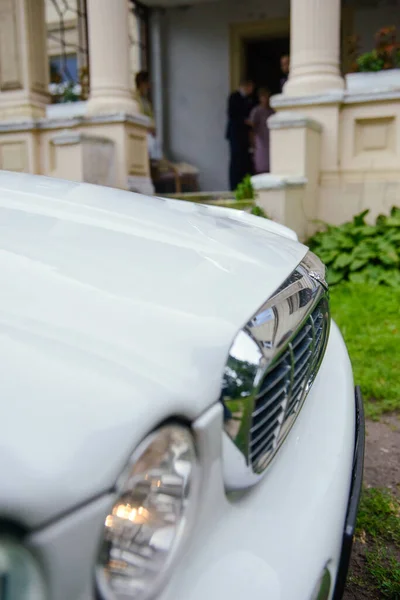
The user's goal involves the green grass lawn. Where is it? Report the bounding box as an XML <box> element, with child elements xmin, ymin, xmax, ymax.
<box><xmin>349</xmin><ymin>488</ymin><xmax>400</xmax><ymax>599</ymax></box>
<box><xmin>330</xmin><ymin>283</ymin><xmax>400</xmax><ymax>419</ymax></box>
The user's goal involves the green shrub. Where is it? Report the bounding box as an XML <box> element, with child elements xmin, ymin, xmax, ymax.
<box><xmin>357</xmin><ymin>50</ymin><xmax>386</xmax><ymax>72</ymax></box>
<box><xmin>235</xmin><ymin>175</ymin><xmax>255</xmax><ymax>201</ymax></box>
<box><xmin>250</xmin><ymin>205</ymin><xmax>268</xmax><ymax>219</ymax></box>
<box><xmin>61</xmin><ymin>82</ymin><xmax>80</xmax><ymax>103</ymax></box>
<box><xmin>307</xmin><ymin>207</ymin><xmax>400</xmax><ymax>287</ymax></box>
<box><xmin>353</xmin><ymin>26</ymin><xmax>400</xmax><ymax>72</ymax></box>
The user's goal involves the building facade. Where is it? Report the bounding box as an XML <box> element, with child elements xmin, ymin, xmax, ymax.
<box><xmin>0</xmin><ymin>0</ymin><xmax>153</xmax><ymax>194</ymax></box>
<box><xmin>0</xmin><ymin>0</ymin><xmax>399</xmax><ymax>238</ymax></box>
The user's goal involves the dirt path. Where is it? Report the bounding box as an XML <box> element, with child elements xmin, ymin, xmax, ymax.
<box><xmin>343</xmin><ymin>415</ymin><xmax>400</xmax><ymax>600</ymax></box>
<box><xmin>363</xmin><ymin>415</ymin><xmax>400</xmax><ymax>496</ymax></box>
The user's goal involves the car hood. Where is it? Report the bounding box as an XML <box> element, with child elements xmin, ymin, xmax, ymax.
<box><xmin>0</xmin><ymin>172</ymin><xmax>307</xmax><ymax>527</ymax></box>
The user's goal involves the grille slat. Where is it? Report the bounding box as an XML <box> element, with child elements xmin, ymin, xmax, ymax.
<box><xmin>251</xmin><ymin>402</ymin><xmax>285</xmax><ymax>436</ymax></box>
<box><xmin>257</xmin><ymin>354</ymin><xmax>291</xmax><ymax>396</ymax></box>
<box><xmin>293</xmin><ymin>358</ymin><xmax>311</xmax><ymax>387</ymax></box>
<box><xmin>288</xmin><ymin>378</ymin><xmax>305</xmax><ymax>404</ymax></box>
<box><xmin>250</xmin><ymin>409</ymin><xmax>284</xmax><ymax>447</ymax></box>
<box><xmin>257</xmin><ymin>364</ymin><xmax>290</xmax><ymax>398</ymax></box>
<box><xmin>252</xmin><ymin>387</ymin><xmax>287</xmax><ymax>418</ymax></box>
<box><xmin>249</xmin><ymin>297</ymin><xmax>329</xmax><ymax>473</ymax></box>
<box><xmin>290</xmin><ymin>324</ymin><xmax>312</xmax><ymax>350</ymax></box>
<box><xmin>293</xmin><ymin>350</ymin><xmax>312</xmax><ymax>379</ymax></box>
<box><xmin>286</xmin><ymin>388</ymin><xmax>304</xmax><ymax>415</ymax></box>
<box><xmin>250</xmin><ymin>426</ymin><xmax>280</xmax><ymax>460</ymax></box>
<box><xmin>293</xmin><ymin>337</ymin><xmax>313</xmax><ymax>363</ymax></box>
<box><xmin>290</xmin><ymin>374</ymin><xmax>307</xmax><ymax>400</ymax></box>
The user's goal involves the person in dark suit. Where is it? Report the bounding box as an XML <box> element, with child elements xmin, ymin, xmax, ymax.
<box><xmin>280</xmin><ymin>55</ymin><xmax>290</xmax><ymax>92</ymax></box>
<box><xmin>226</xmin><ymin>79</ymin><xmax>255</xmax><ymax>191</ymax></box>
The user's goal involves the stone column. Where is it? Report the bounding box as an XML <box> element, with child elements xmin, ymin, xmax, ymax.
<box><xmin>0</xmin><ymin>0</ymin><xmax>49</xmax><ymax>120</ymax></box>
<box><xmin>284</xmin><ymin>0</ymin><xmax>344</xmax><ymax>96</ymax></box>
<box><xmin>77</xmin><ymin>0</ymin><xmax>89</xmax><ymax>74</ymax></box>
<box><xmin>150</xmin><ymin>9</ymin><xmax>164</xmax><ymax>149</ymax></box>
<box><xmin>86</xmin><ymin>0</ymin><xmax>138</xmax><ymax>115</ymax></box>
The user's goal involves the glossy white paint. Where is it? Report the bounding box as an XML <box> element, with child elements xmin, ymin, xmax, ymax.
<box><xmin>26</xmin><ymin>322</ymin><xmax>355</xmax><ymax>600</ymax></box>
<box><xmin>162</xmin><ymin>321</ymin><xmax>355</xmax><ymax>600</ymax></box>
<box><xmin>0</xmin><ymin>171</ymin><xmax>307</xmax><ymax>528</ymax></box>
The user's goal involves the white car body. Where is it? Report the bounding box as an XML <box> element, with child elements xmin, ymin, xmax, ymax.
<box><xmin>0</xmin><ymin>172</ymin><xmax>360</xmax><ymax>600</ymax></box>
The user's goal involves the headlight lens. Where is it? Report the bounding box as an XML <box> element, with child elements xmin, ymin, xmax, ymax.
<box><xmin>0</xmin><ymin>538</ymin><xmax>46</xmax><ymax>599</ymax></box>
<box><xmin>96</xmin><ymin>425</ymin><xmax>197</xmax><ymax>599</ymax></box>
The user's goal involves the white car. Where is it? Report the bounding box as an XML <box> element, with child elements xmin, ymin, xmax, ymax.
<box><xmin>0</xmin><ymin>172</ymin><xmax>364</xmax><ymax>600</ymax></box>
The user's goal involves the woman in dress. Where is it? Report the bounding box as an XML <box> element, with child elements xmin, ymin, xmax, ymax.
<box><xmin>248</xmin><ymin>88</ymin><xmax>274</xmax><ymax>174</ymax></box>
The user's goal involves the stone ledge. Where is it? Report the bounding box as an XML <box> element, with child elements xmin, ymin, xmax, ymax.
<box><xmin>343</xmin><ymin>88</ymin><xmax>400</xmax><ymax>104</ymax></box>
<box><xmin>271</xmin><ymin>90</ymin><xmax>345</xmax><ymax>109</ymax></box>
<box><xmin>85</xmin><ymin>112</ymin><xmax>151</xmax><ymax>128</ymax></box>
<box><xmin>268</xmin><ymin>111</ymin><xmax>322</xmax><ymax>132</ymax></box>
<box><xmin>0</xmin><ymin>111</ymin><xmax>152</xmax><ymax>133</ymax></box>
<box><xmin>271</xmin><ymin>88</ymin><xmax>400</xmax><ymax>109</ymax></box>
<box><xmin>0</xmin><ymin>119</ymin><xmax>37</xmax><ymax>132</ymax></box>
<box><xmin>51</xmin><ymin>131</ymin><xmax>114</xmax><ymax>146</ymax></box>
<box><xmin>46</xmin><ymin>101</ymin><xmax>87</xmax><ymax>119</ymax></box>
<box><xmin>251</xmin><ymin>173</ymin><xmax>307</xmax><ymax>191</ymax></box>
<box><xmin>46</xmin><ymin>101</ymin><xmax>152</xmax><ymax>127</ymax></box>
<box><xmin>128</xmin><ymin>175</ymin><xmax>155</xmax><ymax>196</ymax></box>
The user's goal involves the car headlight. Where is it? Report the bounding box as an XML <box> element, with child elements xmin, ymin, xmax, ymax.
<box><xmin>0</xmin><ymin>538</ymin><xmax>46</xmax><ymax>599</ymax></box>
<box><xmin>96</xmin><ymin>425</ymin><xmax>198</xmax><ymax>599</ymax></box>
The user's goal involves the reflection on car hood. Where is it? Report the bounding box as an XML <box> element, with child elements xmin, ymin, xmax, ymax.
<box><xmin>0</xmin><ymin>172</ymin><xmax>307</xmax><ymax>527</ymax></box>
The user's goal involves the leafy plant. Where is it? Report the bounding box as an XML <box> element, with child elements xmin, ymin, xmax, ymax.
<box><xmin>352</xmin><ymin>26</ymin><xmax>400</xmax><ymax>72</ymax></box>
<box><xmin>307</xmin><ymin>207</ymin><xmax>400</xmax><ymax>287</ymax></box>
<box><xmin>250</xmin><ymin>205</ymin><xmax>268</xmax><ymax>219</ymax></box>
<box><xmin>61</xmin><ymin>82</ymin><xmax>80</xmax><ymax>103</ymax></box>
<box><xmin>357</xmin><ymin>50</ymin><xmax>386</xmax><ymax>72</ymax></box>
<box><xmin>235</xmin><ymin>175</ymin><xmax>255</xmax><ymax>201</ymax></box>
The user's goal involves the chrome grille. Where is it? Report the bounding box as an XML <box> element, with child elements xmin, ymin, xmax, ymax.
<box><xmin>250</xmin><ymin>297</ymin><xmax>329</xmax><ymax>473</ymax></box>
<box><xmin>221</xmin><ymin>251</ymin><xmax>330</xmax><ymax>488</ymax></box>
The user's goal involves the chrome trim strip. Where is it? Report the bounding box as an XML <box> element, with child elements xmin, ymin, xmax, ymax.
<box><xmin>221</xmin><ymin>251</ymin><xmax>330</xmax><ymax>489</ymax></box>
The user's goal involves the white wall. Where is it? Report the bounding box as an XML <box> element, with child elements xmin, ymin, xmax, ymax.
<box><xmin>162</xmin><ymin>0</ymin><xmax>289</xmax><ymax>191</ymax></box>
<box><xmin>354</xmin><ymin>3</ymin><xmax>400</xmax><ymax>54</ymax></box>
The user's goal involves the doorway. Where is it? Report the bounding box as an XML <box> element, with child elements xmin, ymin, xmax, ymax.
<box><xmin>229</xmin><ymin>19</ymin><xmax>290</xmax><ymax>92</ymax></box>
<box><xmin>230</xmin><ymin>13</ymin><xmax>353</xmax><ymax>93</ymax></box>
<box><xmin>244</xmin><ymin>36</ymin><xmax>290</xmax><ymax>95</ymax></box>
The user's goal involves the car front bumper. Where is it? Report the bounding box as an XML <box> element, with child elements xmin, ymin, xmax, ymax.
<box><xmin>161</xmin><ymin>320</ymin><xmax>362</xmax><ymax>600</ymax></box>
<box><xmin>26</xmin><ymin>322</ymin><xmax>363</xmax><ymax>600</ymax></box>
<box><xmin>332</xmin><ymin>385</ymin><xmax>365</xmax><ymax>600</ymax></box>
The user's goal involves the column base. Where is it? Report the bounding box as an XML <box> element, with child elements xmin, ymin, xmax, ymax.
<box><xmin>51</xmin><ymin>131</ymin><xmax>117</xmax><ymax>187</ymax></box>
<box><xmin>0</xmin><ymin>90</ymin><xmax>49</xmax><ymax>121</ymax></box>
<box><xmin>86</xmin><ymin>95</ymin><xmax>139</xmax><ymax>117</ymax></box>
<box><xmin>128</xmin><ymin>175</ymin><xmax>155</xmax><ymax>196</ymax></box>
<box><xmin>284</xmin><ymin>73</ymin><xmax>345</xmax><ymax>97</ymax></box>
<box><xmin>0</xmin><ymin>112</ymin><xmax>152</xmax><ymax>193</ymax></box>
<box><xmin>0</xmin><ymin>127</ymin><xmax>39</xmax><ymax>173</ymax></box>
<box><xmin>252</xmin><ymin>174</ymin><xmax>308</xmax><ymax>241</ymax></box>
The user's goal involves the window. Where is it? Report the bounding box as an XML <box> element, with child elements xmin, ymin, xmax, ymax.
<box><xmin>130</xmin><ymin>0</ymin><xmax>150</xmax><ymax>73</ymax></box>
<box><xmin>49</xmin><ymin>53</ymin><xmax>78</xmax><ymax>84</ymax></box>
<box><xmin>46</xmin><ymin>0</ymin><xmax>89</xmax><ymax>102</ymax></box>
